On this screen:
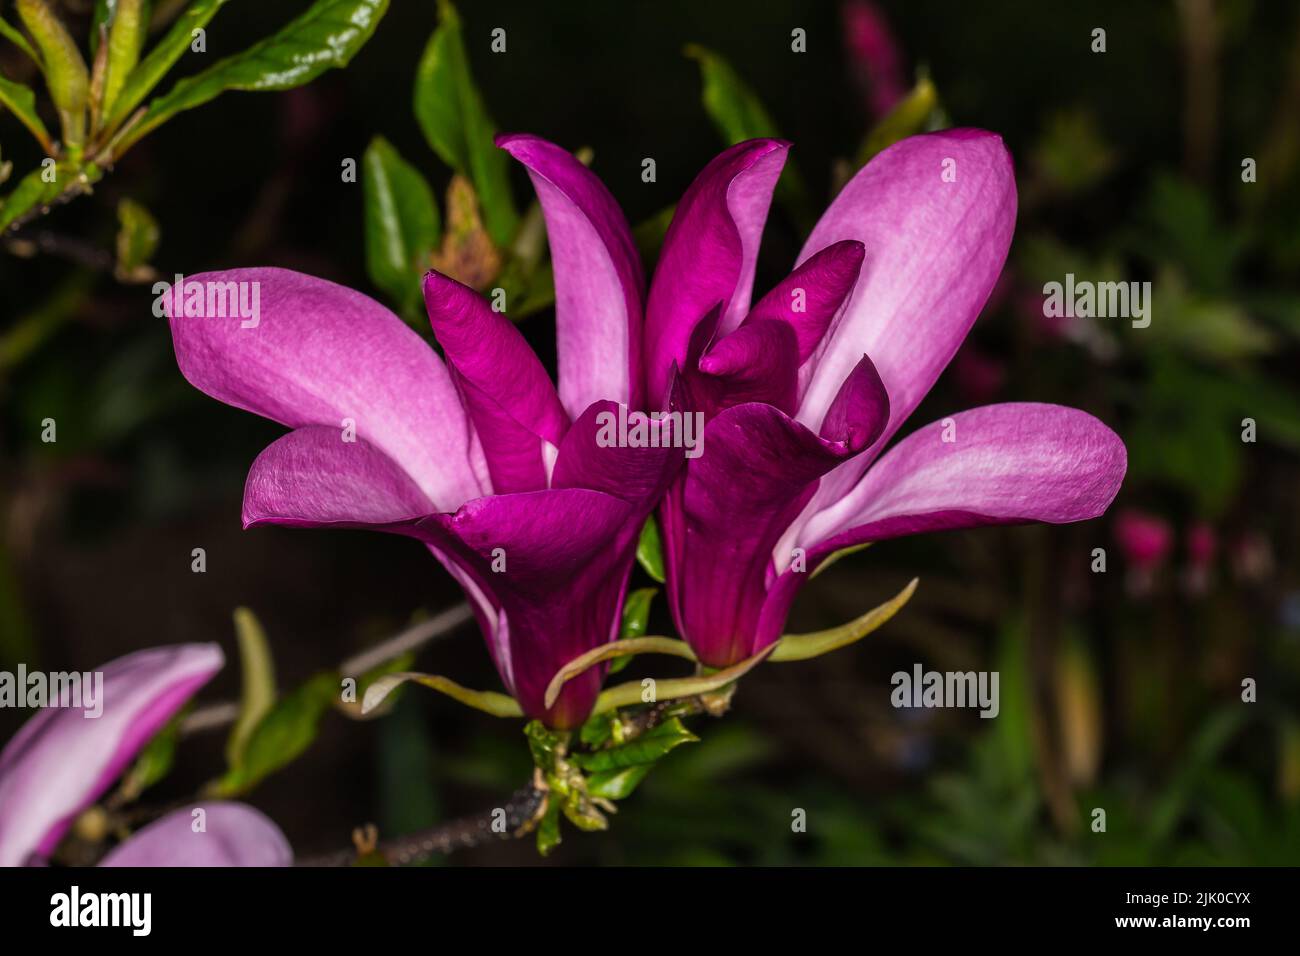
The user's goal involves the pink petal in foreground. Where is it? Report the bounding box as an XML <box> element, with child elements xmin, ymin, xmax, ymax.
<box><xmin>99</xmin><ymin>802</ymin><xmax>292</xmax><ymax>867</ymax></box>
<box><xmin>0</xmin><ymin>644</ymin><xmax>223</xmax><ymax>867</ymax></box>
<box><xmin>423</xmin><ymin>271</ymin><xmax>569</xmax><ymax>493</ymax></box>
<box><xmin>644</xmin><ymin>139</ymin><xmax>788</xmax><ymax>406</ymax></box>
<box><xmin>795</xmin><ymin>403</ymin><xmax>1128</xmax><ymax>559</ymax></box>
<box><xmin>167</xmin><ymin>267</ymin><xmax>483</xmax><ymax>511</ymax></box>
<box><xmin>498</xmin><ymin>134</ymin><xmax>645</xmax><ymax>415</ymax></box>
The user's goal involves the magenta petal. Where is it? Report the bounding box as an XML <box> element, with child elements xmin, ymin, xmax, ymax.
<box><xmin>551</xmin><ymin>400</ymin><xmax>683</xmax><ymax>509</ymax></box>
<box><xmin>423</xmin><ymin>271</ymin><xmax>567</xmax><ymax>493</ymax></box>
<box><xmin>0</xmin><ymin>644</ymin><xmax>223</xmax><ymax>866</ymax></box>
<box><xmin>799</xmin><ymin>403</ymin><xmax>1128</xmax><ymax>556</ymax></box>
<box><xmin>418</xmin><ymin>489</ymin><xmax>641</xmax><ymax>728</ymax></box>
<box><xmin>746</xmin><ymin>239</ymin><xmax>865</xmax><ymax>367</ymax></box>
<box><xmin>693</xmin><ymin>319</ymin><xmax>800</xmax><ymax>415</ymax></box>
<box><xmin>818</xmin><ymin>354</ymin><xmax>890</xmax><ymax>454</ymax></box>
<box><xmin>644</xmin><ymin>139</ymin><xmax>789</xmax><ymax>406</ymax></box>
<box><xmin>663</xmin><ymin>403</ymin><xmax>848</xmax><ymax>667</ymax></box>
<box><xmin>242</xmin><ymin>426</ymin><xmax>434</xmax><ymax>529</ymax></box>
<box><xmin>99</xmin><ymin>802</ymin><xmax>292</xmax><ymax>867</ymax></box>
<box><xmin>796</xmin><ymin>131</ymin><xmax>1016</xmax><ymax>440</ymax></box>
<box><xmin>167</xmin><ymin>268</ymin><xmax>482</xmax><ymax>511</ymax></box>
<box><xmin>498</xmin><ymin>134</ymin><xmax>645</xmax><ymax>414</ymax></box>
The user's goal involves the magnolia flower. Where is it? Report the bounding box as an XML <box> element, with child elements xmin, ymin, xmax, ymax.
<box><xmin>165</xmin><ymin>136</ymin><xmax>673</xmax><ymax>729</ymax></box>
<box><xmin>0</xmin><ymin>644</ymin><xmax>290</xmax><ymax>867</ymax></box>
<box><xmin>645</xmin><ymin>131</ymin><xmax>1128</xmax><ymax>667</ymax></box>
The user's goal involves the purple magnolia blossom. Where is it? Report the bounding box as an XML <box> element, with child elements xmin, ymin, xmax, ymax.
<box><xmin>0</xmin><ymin>644</ymin><xmax>290</xmax><ymax>867</ymax></box>
<box><xmin>165</xmin><ymin>136</ymin><xmax>673</xmax><ymax>728</ymax></box>
<box><xmin>645</xmin><ymin>131</ymin><xmax>1128</xmax><ymax>667</ymax></box>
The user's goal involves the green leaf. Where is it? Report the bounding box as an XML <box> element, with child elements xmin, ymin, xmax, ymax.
<box><xmin>362</xmin><ymin>670</ymin><xmax>522</xmax><ymax>718</ymax></box>
<box><xmin>118</xmin><ymin>713</ymin><xmax>180</xmax><ymax>801</ymax></box>
<box><xmin>103</xmin><ymin>0</ymin><xmax>228</xmax><ymax>133</ymax></box>
<box><xmin>769</xmin><ymin>578</ymin><xmax>918</xmax><ymax>662</ymax></box>
<box><xmin>610</xmin><ymin>587</ymin><xmax>656</xmax><ymax>674</ymax></box>
<box><xmin>586</xmin><ymin>764</ymin><xmax>652</xmax><ymax>800</ymax></box>
<box><xmin>211</xmin><ymin>671</ymin><xmax>337</xmax><ymax>796</ymax></box>
<box><xmin>413</xmin><ymin>0</ymin><xmax>517</xmax><ymax>246</ymax></box>
<box><xmin>16</xmin><ymin>0</ymin><xmax>89</xmax><ymax>149</ymax></box>
<box><xmin>0</xmin><ymin>72</ymin><xmax>54</xmax><ymax>151</ymax></box>
<box><xmin>685</xmin><ymin>43</ymin><xmax>810</xmax><ymax>227</ymax></box>
<box><xmin>225</xmin><ymin>606</ymin><xmax>277</xmax><ymax>773</ymax></box>
<box><xmin>635</xmin><ymin>517</ymin><xmax>665</xmax><ymax>582</ymax></box>
<box><xmin>633</xmin><ymin>204</ymin><xmax>675</xmax><ymax>270</ymax></box>
<box><xmin>856</xmin><ymin>73</ymin><xmax>939</xmax><ymax>167</ymax></box>
<box><xmin>544</xmin><ymin>635</ymin><xmax>695</xmax><ymax>709</ymax></box>
<box><xmin>121</xmin><ymin>0</ymin><xmax>388</xmax><ymax>151</ymax></box>
<box><xmin>363</xmin><ymin>135</ymin><xmax>440</xmax><ymax>318</ymax></box>
<box><xmin>573</xmin><ymin>717</ymin><xmax>698</xmax><ymax>774</ymax></box>
<box><xmin>592</xmin><ymin>645</ymin><xmax>773</xmax><ymax>715</ymax></box>
<box><xmin>100</xmin><ymin>0</ymin><xmax>148</xmax><ymax>119</ymax></box>
<box><xmin>0</xmin><ymin>160</ymin><xmax>97</xmax><ymax>232</ymax></box>
<box><xmin>1</xmin><ymin>15</ymin><xmax>42</xmax><ymax>67</ymax></box>
<box><xmin>113</xmin><ymin>195</ymin><xmax>159</xmax><ymax>280</ymax></box>
<box><xmin>524</xmin><ymin>719</ymin><xmax>567</xmax><ymax>775</ymax></box>
<box><xmin>535</xmin><ymin>799</ymin><xmax>562</xmax><ymax>855</ymax></box>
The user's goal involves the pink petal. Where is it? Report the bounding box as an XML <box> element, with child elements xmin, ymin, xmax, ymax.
<box><xmin>242</xmin><ymin>426</ymin><xmax>435</xmax><ymax>529</ymax></box>
<box><xmin>644</xmin><ymin>139</ymin><xmax>788</xmax><ymax>406</ymax></box>
<box><xmin>794</xmin><ymin>403</ymin><xmax>1127</xmax><ymax>559</ymax></box>
<box><xmin>498</xmin><ymin>134</ymin><xmax>645</xmax><ymax>415</ymax></box>
<box><xmin>99</xmin><ymin>802</ymin><xmax>292</xmax><ymax>867</ymax></box>
<box><xmin>167</xmin><ymin>268</ymin><xmax>483</xmax><ymax>511</ymax></box>
<box><xmin>423</xmin><ymin>271</ymin><xmax>568</xmax><ymax>493</ymax></box>
<box><xmin>0</xmin><ymin>644</ymin><xmax>223</xmax><ymax>866</ymax></box>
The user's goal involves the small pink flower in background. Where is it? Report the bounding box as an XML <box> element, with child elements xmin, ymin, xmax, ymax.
<box><xmin>1183</xmin><ymin>520</ymin><xmax>1217</xmax><ymax>595</ymax></box>
<box><xmin>0</xmin><ymin>645</ymin><xmax>290</xmax><ymax>867</ymax></box>
<box><xmin>1114</xmin><ymin>508</ymin><xmax>1173</xmax><ymax>595</ymax></box>
<box><xmin>842</xmin><ymin>0</ymin><xmax>907</xmax><ymax>120</ymax></box>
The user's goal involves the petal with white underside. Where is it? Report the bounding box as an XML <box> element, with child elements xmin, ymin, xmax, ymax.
<box><xmin>795</xmin><ymin>403</ymin><xmax>1127</xmax><ymax>561</ymax></box>
<box><xmin>99</xmin><ymin>802</ymin><xmax>292</xmax><ymax>867</ymax></box>
<box><xmin>0</xmin><ymin>644</ymin><xmax>223</xmax><ymax>866</ymax></box>
<box><xmin>643</xmin><ymin>140</ymin><xmax>788</xmax><ymax>406</ymax></box>
<box><xmin>498</xmin><ymin>134</ymin><xmax>645</xmax><ymax>415</ymax></box>
<box><xmin>166</xmin><ymin>267</ymin><xmax>483</xmax><ymax>511</ymax></box>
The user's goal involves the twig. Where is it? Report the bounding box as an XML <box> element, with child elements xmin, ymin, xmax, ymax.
<box><xmin>179</xmin><ymin>603</ymin><xmax>474</xmax><ymax>736</ymax></box>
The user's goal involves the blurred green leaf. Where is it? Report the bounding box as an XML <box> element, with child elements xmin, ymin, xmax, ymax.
<box><xmin>1029</xmin><ymin>109</ymin><xmax>1115</xmax><ymax>195</ymax></box>
<box><xmin>114</xmin><ymin>196</ymin><xmax>159</xmax><ymax>281</ymax></box>
<box><xmin>363</xmin><ymin>134</ymin><xmax>440</xmax><ymax>319</ymax></box>
<box><xmin>0</xmin><ymin>73</ymin><xmax>53</xmax><ymax>151</ymax></box>
<box><xmin>225</xmin><ymin>606</ymin><xmax>277</xmax><ymax>773</ymax></box>
<box><xmin>121</xmin><ymin>0</ymin><xmax>388</xmax><ymax>151</ymax></box>
<box><xmin>587</xmin><ymin>764</ymin><xmax>652</xmax><ymax>800</ymax></box>
<box><xmin>1</xmin><ymin>14</ymin><xmax>41</xmax><ymax>66</ymax></box>
<box><xmin>633</xmin><ymin>204</ymin><xmax>675</xmax><ymax>270</ymax></box>
<box><xmin>211</xmin><ymin>672</ymin><xmax>337</xmax><ymax>796</ymax></box>
<box><xmin>413</xmin><ymin>0</ymin><xmax>517</xmax><ymax>246</ymax></box>
<box><xmin>856</xmin><ymin>73</ymin><xmax>938</xmax><ymax>167</ymax></box>
<box><xmin>119</xmin><ymin>714</ymin><xmax>180</xmax><ymax>801</ymax></box>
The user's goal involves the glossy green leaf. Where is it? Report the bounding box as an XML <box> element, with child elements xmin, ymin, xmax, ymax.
<box><xmin>225</xmin><ymin>606</ymin><xmax>277</xmax><ymax>772</ymax></box>
<box><xmin>610</xmin><ymin>587</ymin><xmax>657</xmax><ymax>674</ymax></box>
<box><xmin>363</xmin><ymin>135</ymin><xmax>440</xmax><ymax>318</ymax></box>
<box><xmin>413</xmin><ymin>0</ymin><xmax>517</xmax><ymax>246</ymax></box>
<box><xmin>585</xmin><ymin>764</ymin><xmax>652</xmax><ymax>800</ymax></box>
<box><xmin>0</xmin><ymin>73</ymin><xmax>53</xmax><ymax>152</ymax></box>
<box><xmin>573</xmin><ymin>717</ymin><xmax>698</xmax><ymax>773</ymax></box>
<box><xmin>769</xmin><ymin>577</ymin><xmax>918</xmax><ymax>662</ymax></box>
<box><xmin>635</xmin><ymin>517</ymin><xmax>665</xmax><ymax>582</ymax></box>
<box><xmin>113</xmin><ymin>195</ymin><xmax>159</xmax><ymax>280</ymax></box>
<box><xmin>103</xmin><ymin>0</ymin><xmax>228</xmax><ymax>133</ymax></box>
<box><xmin>121</xmin><ymin>0</ymin><xmax>388</xmax><ymax>151</ymax></box>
